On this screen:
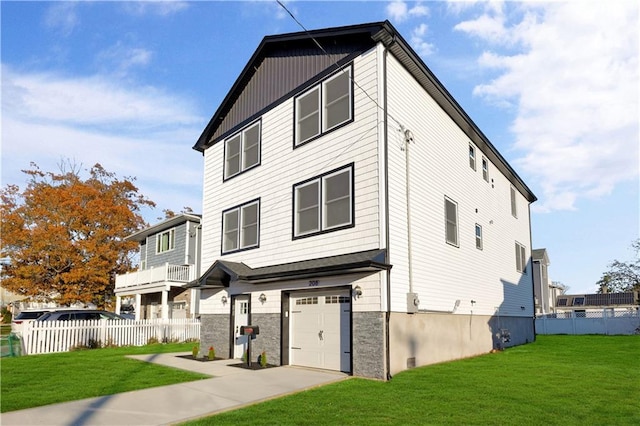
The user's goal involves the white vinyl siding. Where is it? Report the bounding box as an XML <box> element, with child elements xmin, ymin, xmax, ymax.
<box><xmin>222</xmin><ymin>200</ymin><xmax>260</xmax><ymax>254</ymax></box>
<box><xmin>445</xmin><ymin>197</ymin><xmax>458</xmax><ymax>246</ymax></box>
<box><xmin>295</xmin><ymin>66</ymin><xmax>352</xmax><ymax>146</ymax></box>
<box><xmin>156</xmin><ymin>228</ymin><xmax>175</xmax><ymax>253</ymax></box>
<box><xmin>224</xmin><ymin>121</ymin><xmax>261</xmax><ymax>179</ymax></box>
<box><xmin>294</xmin><ymin>165</ymin><xmax>353</xmax><ymax>238</ymax></box>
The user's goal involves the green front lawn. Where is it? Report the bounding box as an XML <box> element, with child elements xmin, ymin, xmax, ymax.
<box><xmin>0</xmin><ymin>343</ymin><xmax>209</xmax><ymax>413</ymax></box>
<box><xmin>183</xmin><ymin>335</ymin><xmax>640</xmax><ymax>425</ymax></box>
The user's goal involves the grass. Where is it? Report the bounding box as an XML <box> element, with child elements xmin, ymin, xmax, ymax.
<box><xmin>0</xmin><ymin>342</ymin><xmax>210</xmax><ymax>413</ymax></box>
<box><xmin>182</xmin><ymin>335</ymin><xmax>640</xmax><ymax>426</ymax></box>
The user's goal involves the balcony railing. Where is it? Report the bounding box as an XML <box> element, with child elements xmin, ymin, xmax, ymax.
<box><xmin>115</xmin><ymin>263</ymin><xmax>196</xmax><ymax>290</ymax></box>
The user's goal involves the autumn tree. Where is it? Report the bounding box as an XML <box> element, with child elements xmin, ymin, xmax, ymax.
<box><xmin>1</xmin><ymin>162</ymin><xmax>155</xmax><ymax>307</ymax></box>
<box><xmin>596</xmin><ymin>239</ymin><xmax>640</xmax><ymax>294</ymax></box>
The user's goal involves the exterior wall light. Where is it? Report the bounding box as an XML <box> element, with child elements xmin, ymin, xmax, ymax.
<box><xmin>259</xmin><ymin>293</ymin><xmax>267</xmax><ymax>303</ymax></box>
<box><xmin>221</xmin><ymin>295</ymin><xmax>228</xmax><ymax>304</ymax></box>
<box><xmin>353</xmin><ymin>285</ymin><xmax>363</xmax><ymax>299</ymax></box>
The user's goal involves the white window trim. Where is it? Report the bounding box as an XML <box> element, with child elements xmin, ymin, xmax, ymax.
<box><xmin>469</xmin><ymin>144</ymin><xmax>476</xmax><ymax>171</ymax></box>
<box><xmin>516</xmin><ymin>241</ymin><xmax>527</xmax><ymax>273</ymax></box>
<box><xmin>510</xmin><ymin>186</ymin><xmax>518</xmax><ymax>218</ymax></box>
<box><xmin>224</xmin><ymin>120</ymin><xmax>261</xmax><ymax>180</ymax></box>
<box><xmin>293</xmin><ymin>164</ymin><xmax>354</xmax><ymax>238</ymax></box>
<box><xmin>475</xmin><ymin>224</ymin><xmax>483</xmax><ymax>250</ymax></box>
<box><xmin>222</xmin><ymin>199</ymin><xmax>260</xmax><ymax>254</ymax></box>
<box><xmin>294</xmin><ymin>65</ymin><xmax>353</xmax><ymax>147</ymax></box>
<box><xmin>482</xmin><ymin>157</ymin><xmax>489</xmax><ymax>182</ymax></box>
<box><xmin>156</xmin><ymin>228</ymin><xmax>175</xmax><ymax>254</ymax></box>
<box><xmin>445</xmin><ymin>197</ymin><xmax>459</xmax><ymax>247</ymax></box>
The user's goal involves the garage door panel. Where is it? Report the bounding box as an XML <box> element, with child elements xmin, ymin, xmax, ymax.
<box><xmin>290</xmin><ymin>290</ymin><xmax>351</xmax><ymax>373</ymax></box>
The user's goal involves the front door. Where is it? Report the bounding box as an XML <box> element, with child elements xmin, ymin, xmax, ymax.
<box><xmin>233</xmin><ymin>295</ymin><xmax>250</xmax><ymax>359</ymax></box>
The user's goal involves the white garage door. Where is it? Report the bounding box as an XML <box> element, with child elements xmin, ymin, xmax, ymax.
<box><xmin>290</xmin><ymin>289</ymin><xmax>351</xmax><ymax>373</ymax></box>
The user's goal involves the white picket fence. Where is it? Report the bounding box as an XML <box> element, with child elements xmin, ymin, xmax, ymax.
<box><xmin>21</xmin><ymin>318</ymin><xmax>200</xmax><ymax>355</ymax></box>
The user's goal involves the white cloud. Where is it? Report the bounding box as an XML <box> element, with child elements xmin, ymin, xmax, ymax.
<box><xmin>121</xmin><ymin>1</ymin><xmax>189</xmax><ymax>17</ymax></box>
<box><xmin>387</xmin><ymin>1</ymin><xmax>429</xmax><ymax>23</ymax></box>
<box><xmin>44</xmin><ymin>2</ymin><xmax>79</xmax><ymax>36</ymax></box>
<box><xmin>96</xmin><ymin>43</ymin><xmax>154</xmax><ymax>77</ymax></box>
<box><xmin>1</xmin><ymin>67</ymin><xmax>204</xmax><ymax>219</ymax></box>
<box><xmin>455</xmin><ymin>2</ymin><xmax>639</xmax><ymax>212</ymax></box>
<box><xmin>411</xmin><ymin>23</ymin><xmax>436</xmax><ymax>57</ymax></box>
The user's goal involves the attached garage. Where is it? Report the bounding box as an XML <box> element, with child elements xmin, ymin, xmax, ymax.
<box><xmin>289</xmin><ymin>289</ymin><xmax>351</xmax><ymax>373</ymax></box>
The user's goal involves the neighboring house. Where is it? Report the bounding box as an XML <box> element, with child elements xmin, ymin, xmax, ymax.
<box><xmin>115</xmin><ymin>214</ymin><xmax>201</xmax><ymax>320</ymax></box>
<box><xmin>554</xmin><ymin>292</ymin><xmax>639</xmax><ymax>317</ymax></box>
<box><xmin>188</xmin><ymin>21</ymin><xmax>537</xmax><ymax>380</ymax></box>
<box><xmin>532</xmin><ymin>248</ymin><xmax>564</xmax><ymax>314</ymax></box>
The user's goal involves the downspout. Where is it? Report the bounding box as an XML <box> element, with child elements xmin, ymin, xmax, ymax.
<box><xmin>528</xmin><ymin>203</ymin><xmax>536</xmax><ymax>341</ymax></box>
<box><xmin>383</xmin><ymin>43</ymin><xmax>392</xmax><ymax>381</ymax></box>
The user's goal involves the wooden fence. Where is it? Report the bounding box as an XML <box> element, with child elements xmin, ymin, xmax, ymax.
<box><xmin>21</xmin><ymin>318</ymin><xmax>200</xmax><ymax>355</ymax></box>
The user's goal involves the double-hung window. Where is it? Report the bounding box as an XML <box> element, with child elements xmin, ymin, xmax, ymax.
<box><xmin>469</xmin><ymin>144</ymin><xmax>476</xmax><ymax>170</ymax></box>
<box><xmin>515</xmin><ymin>241</ymin><xmax>527</xmax><ymax>273</ymax></box>
<box><xmin>295</xmin><ymin>66</ymin><xmax>353</xmax><ymax>146</ymax></box>
<box><xmin>294</xmin><ymin>164</ymin><xmax>354</xmax><ymax>238</ymax></box>
<box><xmin>222</xmin><ymin>199</ymin><xmax>260</xmax><ymax>254</ymax></box>
<box><xmin>482</xmin><ymin>157</ymin><xmax>489</xmax><ymax>182</ymax></box>
<box><xmin>224</xmin><ymin>120</ymin><xmax>261</xmax><ymax>180</ymax></box>
<box><xmin>156</xmin><ymin>228</ymin><xmax>175</xmax><ymax>253</ymax></box>
<box><xmin>445</xmin><ymin>197</ymin><xmax>459</xmax><ymax>246</ymax></box>
<box><xmin>475</xmin><ymin>224</ymin><xmax>483</xmax><ymax>250</ymax></box>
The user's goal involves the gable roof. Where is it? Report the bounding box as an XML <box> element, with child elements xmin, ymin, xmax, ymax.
<box><xmin>532</xmin><ymin>249</ymin><xmax>550</xmax><ymax>264</ymax></box>
<box><xmin>125</xmin><ymin>213</ymin><xmax>202</xmax><ymax>242</ymax></box>
<box><xmin>194</xmin><ymin>20</ymin><xmax>536</xmax><ymax>203</ymax></box>
<box><xmin>189</xmin><ymin>249</ymin><xmax>390</xmax><ymax>288</ymax></box>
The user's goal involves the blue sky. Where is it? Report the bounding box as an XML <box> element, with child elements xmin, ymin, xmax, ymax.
<box><xmin>2</xmin><ymin>1</ymin><xmax>638</xmax><ymax>295</ymax></box>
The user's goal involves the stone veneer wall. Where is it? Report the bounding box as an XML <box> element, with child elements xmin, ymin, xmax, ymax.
<box><xmin>199</xmin><ymin>314</ymin><xmax>230</xmax><ymax>358</ymax></box>
<box><xmin>352</xmin><ymin>311</ymin><xmax>387</xmax><ymax>380</ymax></box>
<box><xmin>248</xmin><ymin>313</ymin><xmax>281</xmax><ymax>365</ymax></box>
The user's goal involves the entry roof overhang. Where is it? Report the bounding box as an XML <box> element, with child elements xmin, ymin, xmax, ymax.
<box><xmin>187</xmin><ymin>249</ymin><xmax>390</xmax><ymax>289</ymax></box>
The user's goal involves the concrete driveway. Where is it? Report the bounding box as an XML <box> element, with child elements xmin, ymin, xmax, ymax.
<box><xmin>1</xmin><ymin>353</ymin><xmax>348</xmax><ymax>426</ymax></box>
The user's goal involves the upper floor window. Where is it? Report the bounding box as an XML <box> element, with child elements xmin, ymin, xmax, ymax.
<box><xmin>515</xmin><ymin>241</ymin><xmax>527</xmax><ymax>273</ymax></box>
<box><xmin>510</xmin><ymin>186</ymin><xmax>518</xmax><ymax>218</ymax></box>
<box><xmin>469</xmin><ymin>144</ymin><xmax>476</xmax><ymax>170</ymax></box>
<box><xmin>445</xmin><ymin>197</ymin><xmax>459</xmax><ymax>247</ymax></box>
<box><xmin>482</xmin><ymin>157</ymin><xmax>489</xmax><ymax>182</ymax></box>
<box><xmin>293</xmin><ymin>164</ymin><xmax>354</xmax><ymax>238</ymax></box>
<box><xmin>475</xmin><ymin>224</ymin><xmax>483</xmax><ymax>250</ymax></box>
<box><xmin>222</xmin><ymin>199</ymin><xmax>260</xmax><ymax>254</ymax></box>
<box><xmin>295</xmin><ymin>66</ymin><xmax>353</xmax><ymax>147</ymax></box>
<box><xmin>156</xmin><ymin>228</ymin><xmax>175</xmax><ymax>253</ymax></box>
<box><xmin>224</xmin><ymin>120</ymin><xmax>261</xmax><ymax>180</ymax></box>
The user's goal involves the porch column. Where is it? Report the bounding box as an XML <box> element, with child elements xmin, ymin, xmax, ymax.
<box><xmin>161</xmin><ymin>289</ymin><xmax>169</xmax><ymax>320</ymax></box>
<box><xmin>115</xmin><ymin>295</ymin><xmax>122</xmax><ymax>316</ymax></box>
<box><xmin>135</xmin><ymin>294</ymin><xmax>142</xmax><ymax>320</ymax></box>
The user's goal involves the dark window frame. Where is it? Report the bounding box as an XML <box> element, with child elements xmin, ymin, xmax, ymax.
<box><xmin>221</xmin><ymin>198</ymin><xmax>261</xmax><ymax>255</ymax></box>
<box><xmin>223</xmin><ymin>119</ymin><xmax>262</xmax><ymax>181</ymax></box>
<box><xmin>292</xmin><ymin>163</ymin><xmax>355</xmax><ymax>240</ymax></box>
<box><xmin>293</xmin><ymin>64</ymin><xmax>354</xmax><ymax>148</ymax></box>
<box><xmin>445</xmin><ymin>197</ymin><xmax>459</xmax><ymax>247</ymax></box>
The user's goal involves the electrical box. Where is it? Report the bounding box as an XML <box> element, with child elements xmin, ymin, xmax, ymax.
<box><xmin>407</xmin><ymin>293</ymin><xmax>420</xmax><ymax>313</ymax></box>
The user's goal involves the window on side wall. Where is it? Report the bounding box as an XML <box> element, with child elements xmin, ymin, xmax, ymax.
<box><xmin>222</xmin><ymin>199</ymin><xmax>260</xmax><ymax>254</ymax></box>
<box><xmin>482</xmin><ymin>157</ymin><xmax>489</xmax><ymax>182</ymax></box>
<box><xmin>445</xmin><ymin>197</ymin><xmax>459</xmax><ymax>247</ymax></box>
<box><xmin>295</xmin><ymin>66</ymin><xmax>353</xmax><ymax>147</ymax></box>
<box><xmin>515</xmin><ymin>241</ymin><xmax>527</xmax><ymax>273</ymax></box>
<box><xmin>156</xmin><ymin>228</ymin><xmax>175</xmax><ymax>253</ymax></box>
<box><xmin>293</xmin><ymin>164</ymin><xmax>354</xmax><ymax>238</ymax></box>
<box><xmin>475</xmin><ymin>224</ymin><xmax>483</xmax><ymax>250</ymax></box>
<box><xmin>510</xmin><ymin>186</ymin><xmax>518</xmax><ymax>218</ymax></box>
<box><xmin>224</xmin><ymin>120</ymin><xmax>261</xmax><ymax>180</ymax></box>
<box><xmin>469</xmin><ymin>144</ymin><xmax>476</xmax><ymax>170</ymax></box>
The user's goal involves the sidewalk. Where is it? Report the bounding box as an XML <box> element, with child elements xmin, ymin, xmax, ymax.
<box><xmin>1</xmin><ymin>352</ymin><xmax>348</xmax><ymax>426</ymax></box>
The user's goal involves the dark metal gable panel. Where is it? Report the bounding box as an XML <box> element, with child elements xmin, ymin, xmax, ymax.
<box><xmin>194</xmin><ymin>26</ymin><xmax>380</xmax><ymax>151</ymax></box>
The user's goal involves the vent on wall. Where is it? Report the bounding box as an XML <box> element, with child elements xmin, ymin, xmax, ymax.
<box><xmin>407</xmin><ymin>357</ymin><xmax>416</xmax><ymax>369</ymax></box>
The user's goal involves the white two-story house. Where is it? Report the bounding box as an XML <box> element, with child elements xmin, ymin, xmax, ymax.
<box><xmin>115</xmin><ymin>214</ymin><xmax>201</xmax><ymax>320</ymax></box>
<box><xmin>188</xmin><ymin>21</ymin><xmax>537</xmax><ymax>380</ymax></box>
